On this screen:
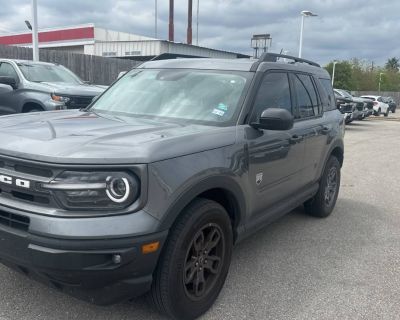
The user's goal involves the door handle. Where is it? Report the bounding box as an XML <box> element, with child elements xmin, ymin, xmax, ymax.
<box><xmin>289</xmin><ymin>134</ymin><xmax>303</xmax><ymax>144</ymax></box>
<box><xmin>321</xmin><ymin>126</ymin><xmax>331</xmax><ymax>134</ymax></box>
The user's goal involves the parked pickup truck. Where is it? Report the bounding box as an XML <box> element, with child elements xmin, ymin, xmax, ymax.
<box><xmin>335</xmin><ymin>91</ymin><xmax>354</xmax><ymax>123</ymax></box>
<box><xmin>0</xmin><ymin>59</ymin><xmax>107</xmax><ymax>115</ymax></box>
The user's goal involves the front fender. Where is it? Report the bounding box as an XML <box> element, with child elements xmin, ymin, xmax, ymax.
<box><xmin>144</xmin><ymin>145</ymin><xmax>248</xmax><ymax>234</ymax></box>
<box><xmin>156</xmin><ymin>174</ymin><xmax>247</xmax><ymax>232</ymax></box>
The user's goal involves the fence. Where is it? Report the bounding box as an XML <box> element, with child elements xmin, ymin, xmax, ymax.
<box><xmin>0</xmin><ymin>44</ymin><xmax>140</xmax><ymax>85</ymax></box>
<box><xmin>353</xmin><ymin>91</ymin><xmax>400</xmax><ymax>105</ymax></box>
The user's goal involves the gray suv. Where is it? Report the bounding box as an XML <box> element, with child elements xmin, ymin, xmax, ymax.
<box><xmin>0</xmin><ymin>53</ymin><xmax>344</xmax><ymax>320</ymax></box>
<box><xmin>0</xmin><ymin>59</ymin><xmax>106</xmax><ymax>114</ymax></box>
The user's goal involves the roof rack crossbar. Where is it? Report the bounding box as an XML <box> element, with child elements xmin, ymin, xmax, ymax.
<box><xmin>250</xmin><ymin>52</ymin><xmax>320</xmax><ymax>71</ymax></box>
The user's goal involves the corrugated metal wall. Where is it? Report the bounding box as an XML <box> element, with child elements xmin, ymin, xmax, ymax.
<box><xmin>92</xmin><ymin>40</ymin><xmax>239</xmax><ymax>59</ymax></box>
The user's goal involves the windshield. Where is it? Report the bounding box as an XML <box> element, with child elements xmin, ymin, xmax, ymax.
<box><xmin>335</xmin><ymin>89</ymin><xmax>353</xmax><ymax>99</ymax></box>
<box><xmin>90</xmin><ymin>69</ymin><xmax>251</xmax><ymax>125</ymax></box>
<box><xmin>18</xmin><ymin>63</ymin><xmax>82</xmax><ymax>84</ymax></box>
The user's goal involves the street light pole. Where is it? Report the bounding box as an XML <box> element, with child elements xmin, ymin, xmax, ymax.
<box><xmin>332</xmin><ymin>60</ymin><xmax>338</xmax><ymax>86</ymax></box>
<box><xmin>298</xmin><ymin>10</ymin><xmax>317</xmax><ymax>58</ymax></box>
<box><xmin>379</xmin><ymin>72</ymin><xmax>384</xmax><ymax>94</ymax></box>
<box><xmin>299</xmin><ymin>15</ymin><xmax>305</xmax><ymax>58</ymax></box>
<box><xmin>31</xmin><ymin>0</ymin><xmax>39</xmax><ymax>61</ymax></box>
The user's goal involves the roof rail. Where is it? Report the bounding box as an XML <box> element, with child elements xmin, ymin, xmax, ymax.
<box><xmin>250</xmin><ymin>52</ymin><xmax>320</xmax><ymax>71</ymax></box>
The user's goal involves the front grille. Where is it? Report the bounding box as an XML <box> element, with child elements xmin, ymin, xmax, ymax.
<box><xmin>0</xmin><ymin>209</ymin><xmax>30</xmax><ymax>232</ymax></box>
<box><xmin>0</xmin><ymin>156</ymin><xmax>56</xmax><ymax>208</ymax></box>
<box><xmin>340</xmin><ymin>104</ymin><xmax>353</xmax><ymax>113</ymax></box>
<box><xmin>65</xmin><ymin>96</ymin><xmax>94</xmax><ymax>109</ymax></box>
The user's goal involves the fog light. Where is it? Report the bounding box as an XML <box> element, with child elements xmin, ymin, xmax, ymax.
<box><xmin>112</xmin><ymin>254</ymin><xmax>122</xmax><ymax>264</ymax></box>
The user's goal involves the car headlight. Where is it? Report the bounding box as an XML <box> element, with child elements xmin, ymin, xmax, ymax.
<box><xmin>51</xmin><ymin>93</ymin><xmax>70</xmax><ymax>103</ymax></box>
<box><xmin>41</xmin><ymin>171</ymin><xmax>140</xmax><ymax>210</ymax></box>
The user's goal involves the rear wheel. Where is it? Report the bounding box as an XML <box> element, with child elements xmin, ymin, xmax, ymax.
<box><xmin>148</xmin><ymin>198</ymin><xmax>233</xmax><ymax>320</ymax></box>
<box><xmin>304</xmin><ymin>156</ymin><xmax>341</xmax><ymax>218</ymax></box>
<box><xmin>384</xmin><ymin>108</ymin><xmax>389</xmax><ymax>117</ymax></box>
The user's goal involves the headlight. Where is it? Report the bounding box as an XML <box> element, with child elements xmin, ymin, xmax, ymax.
<box><xmin>51</xmin><ymin>93</ymin><xmax>70</xmax><ymax>103</ymax></box>
<box><xmin>41</xmin><ymin>171</ymin><xmax>140</xmax><ymax>210</ymax></box>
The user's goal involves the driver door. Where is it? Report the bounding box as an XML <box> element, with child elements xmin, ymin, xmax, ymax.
<box><xmin>246</xmin><ymin>71</ymin><xmax>306</xmax><ymax>220</ymax></box>
<box><xmin>0</xmin><ymin>62</ymin><xmax>19</xmax><ymax>115</ymax></box>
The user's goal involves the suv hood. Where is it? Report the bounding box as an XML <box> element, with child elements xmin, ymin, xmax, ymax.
<box><xmin>31</xmin><ymin>82</ymin><xmax>107</xmax><ymax>96</ymax></box>
<box><xmin>0</xmin><ymin>110</ymin><xmax>235</xmax><ymax>164</ymax></box>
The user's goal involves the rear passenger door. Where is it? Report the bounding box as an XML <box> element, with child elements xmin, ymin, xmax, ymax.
<box><xmin>290</xmin><ymin>73</ymin><xmax>331</xmax><ymax>185</ymax></box>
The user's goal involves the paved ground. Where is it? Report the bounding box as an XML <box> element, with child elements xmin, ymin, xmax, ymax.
<box><xmin>1</xmin><ymin>117</ymin><xmax>400</xmax><ymax>320</ymax></box>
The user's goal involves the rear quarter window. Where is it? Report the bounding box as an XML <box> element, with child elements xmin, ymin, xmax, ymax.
<box><xmin>317</xmin><ymin>78</ymin><xmax>336</xmax><ymax>111</ymax></box>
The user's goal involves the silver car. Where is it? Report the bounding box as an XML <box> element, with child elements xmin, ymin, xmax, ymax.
<box><xmin>0</xmin><ymin>59</ymin><xmax>106</xmax><ymax>115</ymax></box>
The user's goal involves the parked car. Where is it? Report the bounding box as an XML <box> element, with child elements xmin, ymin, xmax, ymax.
<box><xmin>0</xmin><ymin>53</ymin><xmax>344</xmax><ymax>320</ymax></box>
<box><xmin>359</xmin><ymin>97</ymin><xmax>374</xmax><ymax>117</ymax></box>
<box><xmin>0</xmin><ymin>59</ymin><xmax>107</xmax><ymax>115</ymax></box>
<box><xmin>334</xmin><ymin>89</ymin><xmax>364</xmax><ymax>121</ymax></box>
<box><xmin>382</xmin><ymin>96</ymin><xmax>397</xmax><ymax>113</ymax></box>
<box><xmin>334</xmin><ymin>89</ymin><xmax>354</xmax><ymax>123</ymax></box>
<box><xmin>360</xmin><ymin>95</ymin><xmax>390</xmax><ymax>116</ymax></box>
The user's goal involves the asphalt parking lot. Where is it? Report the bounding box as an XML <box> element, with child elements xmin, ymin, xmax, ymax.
<box><xmin>1</xmin><ymin>117</ymin><xmax>399</xmax><ymax>320</ymax></box>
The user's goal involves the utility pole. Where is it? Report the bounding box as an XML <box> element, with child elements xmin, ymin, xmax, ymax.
<box><xmin>169</xmin><ymin>0</ymin><xmax>174</xmax><ymax>42</ymax></box>
<box><xmin>31</xmin><ymin>0</ymin><xmax>39</xmax><ymax>61</ymax></box>
<box><xmin>187</xmin><ymin>0</ymin><xmax>193</xmax><ymax>44</ymax></box>
<box><xmin>196</xmin><ymin>0</ymin><xmax>199</xmax><ymax>45</ymax></box>
<box><xmin>154</xmin><ymin>0</ymin><xmax>158</xmax><ymax>38</ymax></box>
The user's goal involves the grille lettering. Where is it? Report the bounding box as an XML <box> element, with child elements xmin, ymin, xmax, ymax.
<box><xmin>0</xmin><ymin>175</ymin><xmax>31</xmax><ymax>189</ymax></box>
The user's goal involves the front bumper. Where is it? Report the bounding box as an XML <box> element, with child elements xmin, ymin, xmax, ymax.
<box><xmin>344</xmin><ymin>112</ymin><xmax>353</xmax><ymax>123</ymax></box>
<box><xmin>0</xmin><ymin>208</ymin><xmax>167</xmax><ymax>305</ymax></box>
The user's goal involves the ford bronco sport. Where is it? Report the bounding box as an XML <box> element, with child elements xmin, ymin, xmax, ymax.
<box><xmin>0</xmin><ymin>53</ymin><xmax>344</xmax><ymax>320</ymax></box>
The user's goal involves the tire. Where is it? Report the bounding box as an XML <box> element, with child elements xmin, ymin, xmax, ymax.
<box><xmin>392</xmin><ymin>107</ymin><xmax>396</xmax><ymax>114</ymax></box>
<box><xmin>148</xmin><ymin>198</ymin><xmax>233</xmax><ymax>320</ymax></box>
<box><xmin>27</xmin><ymin>108</ymin><xmax>42</xmax><ymax>112</ymax></box>
<box><xmin>384</xmin><ymin>108</ymin><xmax>389</xmax><ymax>117</ymax></box>
<box><xmin>376</xmin><ymin>108</ymin><xmax>381</xmax><ymax>116</ymax></box>
<box><xmin>304</xmin><ymin>156</ymin><xmax>341</xmax><ymax>218</ymax></box>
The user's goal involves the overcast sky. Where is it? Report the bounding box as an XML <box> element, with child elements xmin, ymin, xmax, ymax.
<box><xmin>0</xmin><ymin>0</ymin><xmax>396</xmax><ymax>66</ymax></box>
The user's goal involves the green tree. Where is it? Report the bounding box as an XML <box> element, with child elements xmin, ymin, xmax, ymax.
<box><xmin>325</xmin><ymin>61</ymin><xmax>353</xmax><ymax>90</ymax></box>
<box><xmin>385</xmin><ymin>57</ymin><xmax>399</xmax><ymax>72</ymax></box>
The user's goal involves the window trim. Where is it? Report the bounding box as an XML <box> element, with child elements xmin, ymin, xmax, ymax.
<box><xmin>247</xmin><ymin>70</ymin><xmax>294</xmax><ymax>124</ymax></box>
<box><xmin>0</xmin><ymin>62</ymin><xmax>20</xmax><ymax>84</ymax></box>
<box><xmin>289</xmin><ymin>72</ymin><xmax>324</xmax><ymax>122</ymax></box>
<box><xmin>316</xmin><ymin>77</ymin><xmax>335</xmax><ymax>112</ymax></box>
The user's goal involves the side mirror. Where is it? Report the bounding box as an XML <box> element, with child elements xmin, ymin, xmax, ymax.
<box><xmin>0</xmin><ymin>83</ymin><xmax>14</xmax><ymax>94</ymax></box>
<box><xmin>251</xmin><ymin>108</ymin><xmax>294</xmax><ymax>131</ymax></box>
<box><xmin>0</xmin><ymin>76</ymin><xmax>17</xmax><ymax>90</ymax></box>
<box><xmin>117</xmin><ymin>71</ymin><xmax>127</xmax><ymax>79</ymax></box>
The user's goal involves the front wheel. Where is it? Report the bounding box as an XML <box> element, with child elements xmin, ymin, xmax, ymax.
<box><xmin>304</xmin><ymin>156</ymin><xmax>341</xmax><ymax>218</ymax></box>
<box><xmin>149</xmin><ymin>198</ymin><xmax>233</xmax><ymax>320</ymax></box>
<box><xmin>376</xmin><ymin>108</ymin><xmax>381</xmax><ymax>116</ymax></box>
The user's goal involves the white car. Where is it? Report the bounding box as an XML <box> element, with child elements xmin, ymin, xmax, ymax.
<box><xmin>360</xmin><ymin>95</ymin><xmax>390</xmax><ymax>117</ymax></box>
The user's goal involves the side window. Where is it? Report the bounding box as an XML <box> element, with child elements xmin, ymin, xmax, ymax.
<box><xmin>318</xmin><ymin>78</ymin><xmax>336</xmax><ymax>111</ymax></box>
<box><xmin>292</xmin><ymin>74</ymin><xmax>319</xmax><ymax>118</ymax></box>
<box><xmin>0</xmin><ymin>63</ymin><xmax>19</xmax><ymax>80</ymax></box>
<box><xmin>377</xmin><ymin>97</ymin><xmax>383</xmax><ymax>102</ymax></box>
<box><xmin>251</xmin><ymin>72</ymin><xmax>292</xmax><ymax>121</ymax></box>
